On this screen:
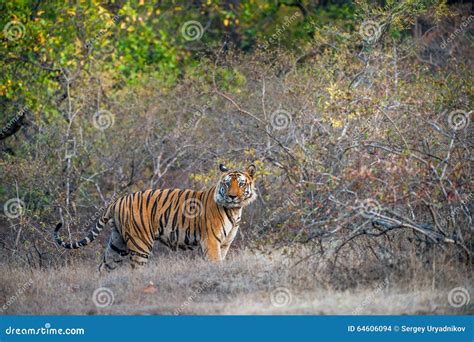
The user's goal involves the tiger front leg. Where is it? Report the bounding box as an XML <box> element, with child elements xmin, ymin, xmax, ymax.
<box><xmin>220</xmin><ymin>225</ymin><xmax>239</xmax><ymax>260</ymax></box>
<box><xmin>220</xmin><ymin>243</ymin><xmax>231</xmax><ymax>260</ymax></box>
<box><xmin>201</xmin><ymin>238</ymin><xmax>222</xmax><ymax>263</ymax></box>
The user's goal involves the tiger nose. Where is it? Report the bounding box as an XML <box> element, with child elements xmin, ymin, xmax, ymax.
<box><xmin>228</xmin><ymin>195</ymin><xmax>237</xmax><ymax>199</ymax></box>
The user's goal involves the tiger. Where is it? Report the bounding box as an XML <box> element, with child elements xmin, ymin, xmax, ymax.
<box><xmin>54</xmin><ymin>164</ymin><xmax>257</xmax><ymax>270</ymax></box>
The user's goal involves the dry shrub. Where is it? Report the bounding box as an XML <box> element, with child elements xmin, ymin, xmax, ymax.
<box><xmin>0</xmin><ymin>8</ymin><xmax>472</xmax><ymax>299</ymax></box>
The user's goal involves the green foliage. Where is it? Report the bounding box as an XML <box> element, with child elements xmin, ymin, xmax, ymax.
<box><xmin>0</xmin><ymin>1</ymin><xmax>361</xmax><ymax>114</ymax></box>
<box><xmin>1</xmin><ymin>1</ymin><xmax>471</xmax><ymax>271</ymax></box>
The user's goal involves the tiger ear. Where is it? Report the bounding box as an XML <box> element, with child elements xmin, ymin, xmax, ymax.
<box><xmin>219</xmin><ymin>164</ymin><xmax>229</xmax><ymax>172</ymax></box>
<box><xmin>246</xmin><ymin>164</ymin><xmax>256</xmax><ymax>178</ymax></box>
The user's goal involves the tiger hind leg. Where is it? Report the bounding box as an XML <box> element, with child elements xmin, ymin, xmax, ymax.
<box><xmin>125</xmin><ymin>242</ymin><xmax>151</xmax><ymax>268</ymax></box>
<box><xmin>99</xmin><ymin>224</ymin><xmax>129</xmax><ymax>272</ymax></box>
<box><xmin>123</xmin><ymin>231</ymin><xmax>153</xmax><ymax>268</ymax></box>
<box><xmin>129</xmin><ymin>251</ymin><xmax>150</xmax><ymax>268</ymax></box>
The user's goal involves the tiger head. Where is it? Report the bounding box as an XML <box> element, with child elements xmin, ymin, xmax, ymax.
<box><xmin>214</xmin><ymin>164</ymin><xmax>257</xmax><ymax>208</ymax></box>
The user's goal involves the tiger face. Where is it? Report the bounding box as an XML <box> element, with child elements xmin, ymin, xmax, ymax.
<box><xmin>214</xmin><ymin>164</ymin><xmax>257</xmax><ymax>208</ymax></box>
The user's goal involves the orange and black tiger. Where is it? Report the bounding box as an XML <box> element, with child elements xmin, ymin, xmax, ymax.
<box><xmin>54</xmin><ymin>164</ymin><xmax>256</xmax><ymax>270</ymax></box>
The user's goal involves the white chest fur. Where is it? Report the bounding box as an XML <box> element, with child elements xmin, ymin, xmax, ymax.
<box><xmin>222</xmin><ymin>207</ymin><xmax>242</xmax><ymax>239</ymax></box>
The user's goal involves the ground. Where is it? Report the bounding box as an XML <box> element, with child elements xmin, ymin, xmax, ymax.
<box><xmin>1</xmin><ymin>247</ymin><xmax>472</xmax><ymax>315</ymax></box>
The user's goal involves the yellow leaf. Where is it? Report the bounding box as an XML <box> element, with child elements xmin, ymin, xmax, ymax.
<box><xmin>329</xmin><ymin>118</ymin><xmax>343</xmax><ymax>129</ymax></box>
<box><xmin>223</xmin><ymin>18</ymin><xmax>230</xmax><ymax>27</ymax></box>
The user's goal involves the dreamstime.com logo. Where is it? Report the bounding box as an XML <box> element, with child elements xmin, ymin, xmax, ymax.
<box><xmin>182</xmin><ymin>198</ymin><xmax>203</xmax><ymax>219</ymax></box>
<box><xmin>92</xmin><ymin>287</ymin><xmax>115</xmax><ymax>308</ymax></box>
<box><xmin>174</xmin><ymin>281</ymin><xmax>210</xmax><ymax>315</ymax></box>
<box><xmin>170</xmin><ymin>104</ymin><xmax>209</xmax><ymax>140</ymax></box>
<box><xmin>352</xmin><ymin>280</ymin><xmax>387</xmax><ymax>314</ymax></box>
<box><xmin>1</xmin><ymin>279</ymin><xmax>33</xmax><ymax>313</ymax></box>
<box><xmin>181</xmin><ymin>20</ymin><xmax>204</xmax><ymax>41</ymax></box>
<box><xmin>359</xmin><ymin>20</ymin><xmax>382</xmax><ymax>44</ymax></box>
<box><xmin>85</xmin><ymin>13</ymin><xmax>122</xmax><ymax>50</ymax></box>
<box><xmin>5</xmin><ymin>323</ymin><xmax>85</xmax><ymax>336</ymax></box>
<box><xmin>270</xmin><ymin>287</ymin><xmax>292</xmax><ymax>307</ymax></box>
<box><xmin>260</xmin><ymin>192</ymin><xmax>298</xmax><ymax>230</ymax></box>
<box><xmin>447</xmin><ymin>110</ymin><xmax>471</xmax><ymax>131</ymax></box>
<box><xmin>3</xmin><ymin>21</ymin><xmax>26</xmax><ymax>41</ymax></box>
<box><xmin>270</xmin><ymin>109</ymin><xmax>292</xmax><ymax>131</ymax></box>
<box><xmin>448</xmin><ymin>287</ymin><xmax>470</xmax><ymax>308</ymax></box>
<box><xmin>92</xmin><ymin>110</ymin><xmax>115</xmax><ymax>130</ymax></box>
<box><xmin>440</xmin><ymin>15</ymin><xmax>473</xmax><ymax>49</ymax></box>
<box><xmin>261</xmin><ymin>12</ymin><xmax>301</xmax><ymax>49</ymax></box>
<box><xmin>0</xmin><ymin>105</ymin><xmax>29</xmax><ymax>138</ymax></box>
<box><xmin>3</xmin><ymin>198</ymin><xmax>26</xmax><ymax>219</ymax></box>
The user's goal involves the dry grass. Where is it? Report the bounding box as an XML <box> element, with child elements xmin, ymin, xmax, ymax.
<box><xmin>1</xmin><ymin>247</ymin><xmax>472</xmax><ymax>315</ymax></box>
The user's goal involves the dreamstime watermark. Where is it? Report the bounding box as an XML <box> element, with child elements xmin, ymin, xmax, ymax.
<box><xmin>448</xmin><ymin>287</ymin><xmax>470</xmax><ymax>308</ymax></box>
<box><xmin>270</xmin><ymin>109</ymin><xmax>292</xmax><ymax>131</ymax></box>
<box><xmin>170</xmin><ymin>104</ymin><xmax>209</xmax><ymax>140</ymax></box>
<box><xmin>3</xmin><ymin>21</ymin><xmax>26</xmax><ymax>41</ymax></box>
<box><xmin>0</xmin><ymin>105</ymin><xmax>29</xmax><ymax>139</ymax></box>
<box><xmin>440</xmin><ymin>15</ymin><xmax>473</xmax><ymax>49</ymax></box>
<box><xmin>356</xmin><ymin>198</ymin><xmax>382</xmax><ymax>219</ymax></box>
<box><xmin>441</xmin><ymin>192</ymin><xmax>473</xmax><ymax>227</ymax></box>
<box><xmin>3</xmin><ymin>198</ymin><xmax>26</xmax><ymax>219</ymax></box>
<box><xmin>0</xmin><ymin>279</ymin><xmax>33</xmax><ymax>313</ymax></box>
<box><xmin>261</xmin><ymin>192</ymin><xmax>298</xmax><ymax>230</ymax></box>
<box><xmin>174</xmin><ymin>281</ymin><xmax>210</xmax><ymax>315</ymax></box>
<box><xmin>261</xmin><ymin>12</ymin><xmax>301</xmax><ymax>49</ymax></box>
<box><xmin>182</xmin><ymin>198</ymin><xmax>203</xmax><ymax>219</ymax></box>
<box><xmin>181</xmin><ymin>20</ymin><xmax>204</xmax><ymax>41</ymax></box>
<box><xmin>81</xmin><ymin>192</ymin><xmax>122</xmax><ymax>227</ymax></box>
<box><xmin>92</xmin><ymin>43</ymin><xmax>118</xmax><ymax>61</ymax></box>
<box><xmin>64</xmin><ymin>136</ymin><xmax>78</xmax><ymax>159</ymax></box>
<box><xmin>85</xmin><ymin>13</ymin><xmax>122</xmax><ymax>50</ymax></box>
<box><xmin>352</xmin><ymin>280</ymin><xmax>387</xmax><ymax>314</ymax></box>
<box><xmin>5</xmin><ymin>323</ymin><xmax>85</xmax><ymax>336</ymax></box>
<box><xmin>359</xmin><ymin>20</ymin><xmax>382</xmax><ymax>44</ymax></box>
<box><xmin>92</xmin><ymin>110</ymin><xmax>115</xmax><ymax>130</ymax></box>
<box><xmin>447</xmin><ymin>109</ymin><xmax>470</xmax><ymax>131</ymax></box>
<box><xmin>92</xmin><ymin>287</ymin><xmax>114</xmax><ymax>308</ymax></box>
<box><xmin>270</xmin><ymin>287</ymin><xmax>292</xmax><ymax>307</ymax></box>
<box><xmin>60</xmin><ymin>191</ymin><xmax>124</xmax><ymax>238</ymax></box>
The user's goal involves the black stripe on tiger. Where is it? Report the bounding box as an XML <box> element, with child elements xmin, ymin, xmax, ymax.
<box><xmin>52</xmin><ymin>163</ymin><xmax>257</xmax><ymax>267</ymax></box>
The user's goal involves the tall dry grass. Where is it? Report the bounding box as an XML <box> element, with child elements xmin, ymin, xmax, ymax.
<box><xmin>1</xmin><ymin>247</ymin><xmax>472</xmax><ymax>315</ymax></box>
<box><xmin>1</xmin><ymin>6</ymin><xmax>472</xmax><ymax>316</ymax></box>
